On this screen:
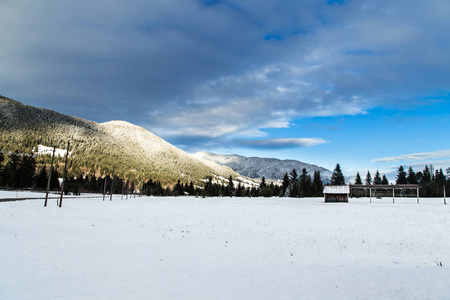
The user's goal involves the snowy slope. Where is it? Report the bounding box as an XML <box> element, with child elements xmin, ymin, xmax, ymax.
<box><xmin>34</xmin><ymin>144</ymin><xmax>71</xmax><ymax>157</ymax></box>
<box><xmin>0</xmin><ymin>96</ymin><xmax>246</xmax><ymax>185</ymax></box>
<box><xmin>193</xmin><ymin>151</ymin><xmax>333</xmax><ymax>181</ymax></box>
<box><xmin>1</xmin><ymin>192</ymin><xmax>449</xmax><ymax>300</ymax></box>
<box><xmin>100</xmin><ymin>121</ymin><xmax>240</xmax><ymax>183</ymax></box>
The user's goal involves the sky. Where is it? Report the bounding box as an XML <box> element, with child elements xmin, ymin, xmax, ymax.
<box><xmin>1</xmin><ymin>0</ymin><xmax>450</xmax><ymax>179</ymax></box>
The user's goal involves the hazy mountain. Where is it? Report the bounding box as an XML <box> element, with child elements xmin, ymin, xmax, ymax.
<box><xmin>193</xmin><ymin>151</ymin><xmax>333</xmax><ymax>182</ymax></box>
<box><xmin>0</xmin><ymin>95</ymin><xmax>243</xmax><ymax>186</ymax></box>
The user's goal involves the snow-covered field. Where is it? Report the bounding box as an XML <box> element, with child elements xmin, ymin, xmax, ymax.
<box><xmin>1</xmin><ymin>192</ymin><xmax>449</xmax><ymax>299</ymax></box>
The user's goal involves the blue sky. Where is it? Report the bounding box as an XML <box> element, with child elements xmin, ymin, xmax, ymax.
<box><xmin>1</xmin><ymin>0</ymin><xmax>449</xmax><ymax>179</ymax></box>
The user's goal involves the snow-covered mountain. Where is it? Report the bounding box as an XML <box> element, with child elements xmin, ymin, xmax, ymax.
<box><xmin>193</xmin><ymin>151</ymin><xmax>333</xmax><ymax>182</ymax></box>
<box><xmin>0</xmin><ymin>95</ymin><xmax>246</xmax><ymax>186</ymax></box>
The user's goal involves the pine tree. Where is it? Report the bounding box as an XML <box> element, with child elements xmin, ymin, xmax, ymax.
<box><xmin>435</xmin><ymin>169</ymin><xmax>446</xmax><ymax>189</ymax></box>
<box><xmin>299</xmin><ymin>168</ymin><xmax>312</xmax><ymax>197</ymax></box>
<box><xmin>396</xmin><ymin>166</ymin><xmax>407</xmax><ymax>184</ymax></box>
<box><xmin>289</xmin><ymin>181</ymin><xmax>300</xmax><ymax>197</ymax></box>
<box><xmin>373</xmin><ymin>170</ymin><xmax>382</xmax><ymax>185</ymax></box>
<box><xmin>381</xmin><ymin>175</ymin><xmax>389</xmax><ymax>185</ymax></box>
<box><xmin>235</xmin><ymin>183</ymin><xmax>243</xmax><ymax>197</ymax></box>
<box><xmin>416</xmin><ymin>171</ymin><xmax>423</xmax><ymax>184</ymax></box>
<box><xmin>422</xmin><ymin>165</ymin><xmax>432</xmax><ymax>183</ymax></box>
<box><xmin>260</xmin><ymin>177</ymin><xmax>266</xmax><ymax>190</ymax></box>
<box><xmin>174</xmin><ymin>179</ymin><xmax>183</xmax><ymax>196</ymax></box>
<box><xmin>331</xmin><ymin>163</ymin><xmax>345</xmax><ymax>185</ymax></box>
<box><xmin>406</xmin><ymin>167</ymin><xmax>417</xmax><ymax>184</ymax></box>
<box><xmin>281</xmin><ymin>172</ymin><xmax>290</xmax><ymax>197</ymax></box>
<box><xmin>354</xmin><ymin>172</ymin><xmax>362</xmax><ymax>185</ymax></box>
<box><xmin>4</xmin><ymin>152</ymin><xmax>20</xmax><ymax>188</ymax></box>
<box><xmin>227</xmin><ymin>176</ymin><xmax>234</xmax><ymax>197</ymax></box>
<box><xmin>288</xmin><ymin>169</ymin><xmax>299</xmax><ymax>197</ymax></box>
<box><xmin>35</xmin><ymin>166</ymin><xmax>48</xmax><ymax>190</ymax></box>
<box><xmin>289</xmin><ymin>169</ymin><xmax>298</xmax><ymax>182</ymax></box>
<box><xmin>365</xmin><ymin>171</ymin><xmax>372</xmax><ymax>185</ymax></box>
<box><xmin>311</xmin><ymin>170</ymin><xmax>323</xmax><ymax>197</ymax></box>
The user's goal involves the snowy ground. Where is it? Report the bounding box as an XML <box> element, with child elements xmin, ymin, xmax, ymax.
<box><xmin>1</xmin><ymin>192</ymin><xmax>449</xmax><ymax>299</ymax></box>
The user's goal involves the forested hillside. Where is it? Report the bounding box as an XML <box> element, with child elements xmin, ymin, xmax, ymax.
<box><xmin>0</xmin><ymin>95</ymin><xmax>241</xmax><ymax>188</ymax></box>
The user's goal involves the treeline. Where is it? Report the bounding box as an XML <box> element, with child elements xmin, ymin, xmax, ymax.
<box><xmin>353</xmin><ymin>165</ymin><xmax>450</xmax><ymax>197</ymax></box>
<box><xmin>0</xmin><ymin>151</ymin><xmax>140</xmax><ymax>195</ymax></box>
<box><xmin>200</xmin><ymin>168</ymin><xmax>324</xmax><ymax>198</ymax></box>
<box><xmin>0</xmin><ymin>150</ymin><xmax>328</xmax><ymax>198</ymax></box>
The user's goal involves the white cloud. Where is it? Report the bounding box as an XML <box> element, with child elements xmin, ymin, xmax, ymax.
<box><xmin>240</xmin><ymin>138</ymin><xmax>329</xmax><ymax>149</ymax></box>
<box><xmin>372</xmin><ymin>150</ymin><xmax>450</xmax><ymax>163</ymax></box>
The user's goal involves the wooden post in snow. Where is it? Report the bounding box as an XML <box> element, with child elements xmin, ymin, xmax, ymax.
<box><xmin>103</xmin><ymin>175</ymin><xmax>107</xmax><ymax>201</ymax></box>
<box><xmin>417</xmin><ymin>188</ymin><xmax>419</xmax><ymax>204</ymax></box>
<box><xmin>392</xmin><ymin>188</ymin><xmax>395</xmax><ymax>203</ymax></box>
<box><xmin>59</xmin><ymin>141</ymin><xmax>70</xmax><ymax>208</ymax></box>
<box><xmin>444</xmin><ymin>187</ymin><xmax>446</xmax><ymax>205</ymax></box>
<box><xmin>110</xmin><ymin>169</ymin><xmax>115</xmax><ymax>201</ymax></box>
<box><xmin>121</xmin><ymin>180</ymin><xmax>124</xmax><ymax>200</ymax></box>
<box><xmin>44</xmin><ymin>146</ymin><xmax>56</xmax><ymax>207</ymax></box>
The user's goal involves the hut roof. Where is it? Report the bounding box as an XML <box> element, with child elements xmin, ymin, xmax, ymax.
<box><xmin>323</xmin><ymin>185</ymin><xmax>350</xmax><ymax>194</ymax></box>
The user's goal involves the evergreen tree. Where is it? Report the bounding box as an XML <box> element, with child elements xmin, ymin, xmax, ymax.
<box><xmin>381</xmin><ymin>175</ymin><xmax>389</xmax><ymax>185</ymax></box>
<box><xmin>205</xmin><ymin>177</ymin><xmax>213</xmax><ymax>196</ymax></box>
<box><xmin>354</xmin><ymin>172</ymin><xmax>362</xmax><ymax>185</ymax></box>
<box><xmin>227</xmin><ymin>176</ymin><xmax>234</xmax><ymax>197</ymax></box>
<box><xmin>373</xmin><ymin>170</ymin><xmax>382</xmax><ymax>185</ymax></box>
<box><xmin>288</xmin><ymin>169</ymin><xmax>300</xmax><ymax>197</ymax></box>
<box><xmin>331</xmin><ymin>163</ymin><xmax>345</xmax><ymax>185</ymax></box>
<box><xmin>289</xmin><ymin>169</ymin><xmax>298</xmax><ymax>182</ymax></box>
<box><xmin>299</xmin><ymin>168</ymin><xmax>312</xmax><ymax>197</ymax></box>
<box><xmin>235</xmin><ymin>183</ymin><xmax>243</xmax><ymax>197</ymax></box>
<box><xmin>395</xmin><ymin>166</ymin><xmax>407</xmax><ymax>185</ymax></box>
<box><xmin>174</xmin><ymin>179</ymin><xmax>183</xmax><ymax>196</ymax></box>
<box><xmin>281</xmin><ymin>172</ymin><xmax>290</xmax><ymax>197</ymax></box>
<box><xmin>289</xmin><ymin>181</ymin><xmax>300</xmax><ymax>197</ymax></box>
<box><xmin>416</xmin><ymin>171</ymin><xmax>423</xmax><ymax>184</ymax></box>
<box><xmin>406</xmin><ymin>167</ymin><xmax>417</xmax><ymax>184</ymax></box>
<box><xmin>311</xmin><ymin>170</ymin><xmax>323</xmax><ymax>197</ymax></box>
<box><xmin>421</xmin><ymin>181</ymin><xmax>439</xmax><ymax>197</ymax></box>
<box><xmin>35</xmin><ymin>166</ymin><xmax>48</xmax><ymax>190</ymax></box>
<box><xmin>4</xmin><ymin>152</ymin><xmax>20</xmax><ymax>188</ymax></box>
<box><xmin>188</xmin><ymin>181</ymin><xmax>195</xmax><ymax>195</ymax></box>
<box><xmin>365</xmin><ymin>171</ymin><xmax>372</xmax><ymax>185</ymax></box>
<box><xmin>260</xmin><ymin>177</ymin><xmax>267</xmax><ymax>190</ymax></box>
<box><xmin>435</xmin><ymin>169</ymin><xmax>446</xmax><ymax>190</ymax></box>
<box><xmin>422</xmin><ymin>165</ymin><xmax>432</xmax><ymax>183</ymax></box>
<box><xmin>21</xmin><ymin>155</ymin><xmax>36</xmax><ymax>188</ymax></box>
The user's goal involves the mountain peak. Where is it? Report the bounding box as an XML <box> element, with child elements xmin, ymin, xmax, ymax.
<box><xmin>194</xmin><ymin>151</ymin><xmax>332</xmax><ymax>181</ymax></box>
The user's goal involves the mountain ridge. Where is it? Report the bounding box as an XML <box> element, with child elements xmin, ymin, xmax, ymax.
<box><xmin>193</xmin><ymin>151</ymin><xmax>333</xmax><ymax>182</ymax></box>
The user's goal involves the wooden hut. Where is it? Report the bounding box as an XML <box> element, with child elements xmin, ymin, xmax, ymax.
<box><xmin>323</xmin><ymin>185</ymin><xmax>350</xmax><ymax>202</ymax></box>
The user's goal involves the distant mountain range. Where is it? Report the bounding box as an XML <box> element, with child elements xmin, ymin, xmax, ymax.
<box><xmin>193</xmin><ymin>152</ymin><xmax>333</xmax><ymax>182</ymax></box>
<box><xmin>0</xmin><ymin>95</ymin><xmax>242</xmax><ymax>186</ymax></box>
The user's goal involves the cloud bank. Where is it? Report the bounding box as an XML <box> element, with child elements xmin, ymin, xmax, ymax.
<box><xmin>372</xmin><ymin>150</ymin><xmax>450</xmax><ymax>163</ymax></box>
<box><xmin>237</xmin><ymin>138</ymin><xmax>328</xmax><ymax>149</ymax></box>
<box><xmin>1</xmin><ymin>0</ymin><xmax>450</xmax><ymax>150</ymax></box>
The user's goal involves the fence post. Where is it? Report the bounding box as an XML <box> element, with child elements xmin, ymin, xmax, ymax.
<box><xmin>44</xmin><ymin>146</ymin><xmax>56</xmax><ymax>207</ymax></box>
<box><xmin>59</xmin><ymin>141</ymin><xmax>70</xmax><ymax>208</ymax></box>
